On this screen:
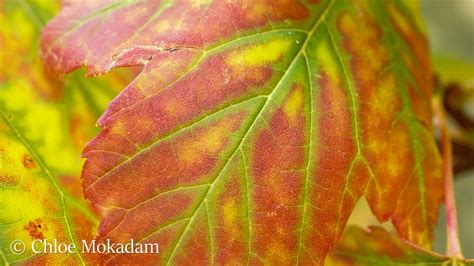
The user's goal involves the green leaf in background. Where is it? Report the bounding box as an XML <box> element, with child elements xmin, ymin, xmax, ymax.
<box><xmin>433</xmin><ymin>55</ymin><xmax>474</xmax><ymax>85</ymax></box>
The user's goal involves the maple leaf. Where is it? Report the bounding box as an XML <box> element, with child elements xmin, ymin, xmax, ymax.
<box><xmin>41</xmin><ymin>0</ymin><xmax>444</xmax><ymax>264</ymax></box>
<box><xmin>0</xmin><ymin>1</ymin><xmax>134</xmax><ymax>264</ymax></box>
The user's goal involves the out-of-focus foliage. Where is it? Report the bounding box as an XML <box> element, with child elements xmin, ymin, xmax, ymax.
<box><xmin>328</xmin><ymin>225</ymin><xmax>474</xmax><ymax>265</ymax></box>
<box><xmin>430</xmin><ymin>56</ymin><xmax>474</xmax><ymax>175</ymax></box>
<box><xmin>421</xmin><ymin>0</ymin><xmax>474</xmax><ymax>63</ymax></box>
<box><xmin>433</xmin><ymin>56</ymin><xmax>474</xmax><ymax>84</ymax></box>
<box><xmin>0</xmin><ymin>0</ymin><xmax>135</xmax><ymax>264</ymax></box>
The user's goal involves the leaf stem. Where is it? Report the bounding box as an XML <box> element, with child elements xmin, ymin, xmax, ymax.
<box><xmin>433</xmin><ymin>96</ymin><xmax>463</xmax><ymax>258</ymax></box>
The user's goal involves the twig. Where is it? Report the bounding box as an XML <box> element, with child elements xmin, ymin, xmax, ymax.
<box><xmin>433</xmin><ymin>96</ymin><xmax>463</xmax><ymax>258</ymax></box>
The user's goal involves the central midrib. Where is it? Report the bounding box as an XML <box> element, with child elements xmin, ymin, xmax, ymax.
<box><xmin>165</xmin><ymin>0</ymin><xmax>336</xmax><ymax>263</ymax></box>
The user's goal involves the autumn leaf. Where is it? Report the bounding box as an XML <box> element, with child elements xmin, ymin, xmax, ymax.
<box><xmin>41</xmin><ymin>0</ymin><xmax>444</xmax><ymax>264</ymax></box>
<box><xmin>0</xmin><ymin>1</ymin><xmax>134</xmax><ymax>264</ymax></box>
<box><xmin>327</xmin><ymin>225</ymin><xmax>472</xmax><ymax>265</ymax></box>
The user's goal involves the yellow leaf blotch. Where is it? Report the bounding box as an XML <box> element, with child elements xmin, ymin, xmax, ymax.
<box><xmin>223</xmin><ymin>200</ymin><xmax>237</xmax><ymax>226</ymax></box>
<box><xmin>267</xmin><ymin>242</ymin><xmax>290</xmax><ymax>264</ymax></box>
<box><xmin>367</xmin><ymin>75</ymin><xmax>398</xmax><ymax>126</ymax></box>
<box><xmin>191</xmin><ymin>0</ymin><xmax>212</xmax><ymax>8</ymax></box>
<box><xmin>338</xmin><ymin>12</ymin><xmax>389</xmax><ymax>87</ymax></box>
<box><xmin>110</xmin><ymin>120</ymin><xmax>128</xmax><ymax>136</ymax></box>
<box><xmin>283</xmin><ymin>87</ymin><xmax>304</xmax><ymax>124</ymax></box>
<box><xmin>385</xmin><ymin>151</ymin><xmax>403</xmax><ymax>178</ymax></box>
<box><xmin>366</xmin><ymin>138</ymin><xmax>389</xmax><ymax>158</ymax></box>
<box><xmin>154</xmin><ymin>20</ymin><xmax>171</xmax><ymax>33</ymax></box>
<box><xmin>164</xmin><ymin>97</ymin><xmax>186</xmax><ymax>117</ymax></box>
<box><xmin>178</xmin><ymin>116</ymin><xmax>240</xmax><ymax>165</ymax></box>
<box><xmin>317</xmin><ymin>41</ymin><xmax>340</xmax><ymax>83</ymax></box>
<box><xmin>247</xmin><ymin>3</ymin><xmax>268</xmax><ymax>18</ymax></box>
<box><xmin>222</xmin><ymin>200</ymin><xmax>241</xmax><ymax>238</ymax></box>
<box><xmin>227</xmin><ymin>39</ymin><xmax>291</xmax><ymax>68</ymax></box>
<box><xmin>387</xmin><ymin>126</ymin><xmax>411</xmax><ymax>178</ymax></box>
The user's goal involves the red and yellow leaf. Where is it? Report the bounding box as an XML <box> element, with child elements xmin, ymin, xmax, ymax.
<box><xmin>41</xmin><ymin>0</ymin><xmax>444</xmax><ymax>264</ymax></box>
